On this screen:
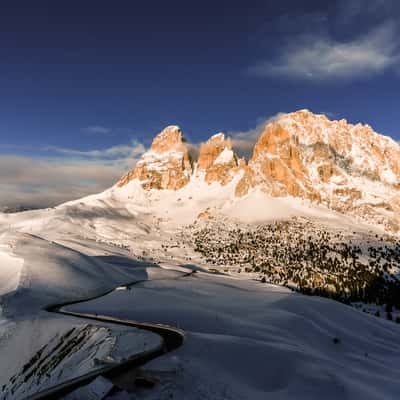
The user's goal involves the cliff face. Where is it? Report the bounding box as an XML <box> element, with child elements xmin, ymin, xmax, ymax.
<box><xmin>118</xmin><ymin>110</ymin><xmax>400</xmax><ymax>232</ymax></box>
<box><xmin>197</xmin><ymin>133</ymin><xmax>243</xmax><ymax>185</ymax></box>
<box><xmin>235</xmin><ymin>122</ymin><xmax>320</xmax><ymax>201</ymax></box>
<box><xmin>236</xmin><ymin>110</ymin><xmax>400</xmax><ymax>232</ymax></box>
<box><xmin>119</xmin><ymin>129</ymin><xmax>244</xmax><ymax>190</ymax></box>
<box><xmin>118</xmin><ymin>126</ymin><xmax>193</xmax><ymax>190</ymax></box>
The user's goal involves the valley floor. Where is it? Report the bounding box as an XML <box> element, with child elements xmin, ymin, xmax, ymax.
<box><xmin>67</xmin><ymin>271</ymin><xmax>400</xmax><ymax>400</ymax></box>
<box><xmin>0</xmin><ymin>183</ymin><xmax>400</xmax><ymax>399</ymax></box>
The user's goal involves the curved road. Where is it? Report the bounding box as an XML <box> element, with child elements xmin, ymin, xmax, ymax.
<box><xmin>25</xmin><ymin>273</ymin><xmax>191</xmax><ymax>400</ymax></box>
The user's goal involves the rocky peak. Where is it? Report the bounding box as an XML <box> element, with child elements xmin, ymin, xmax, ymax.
<box><xmin>197</xmin><ymin>133</ymin><xmax>228</xmax><ymax>170</ymax></box>
<box><xmin>116</xmin><ymin>111</ymin><xmax>400</xmax><ymax>232</ymax></box>
<box><xmin>118</xmin><ymin>125</ymin><xmax>193</xmax><ymax>190</ymax></box>
<box><xmin>236</xmin><ymin>121</ymin><xmax>320</xmax><ymax>200</ymax></box>
<box><xmin>236</xmin><ymin>110</ymin><xmax>400</xmax><ymax>232</ymax></box>
<box><xmin>149</xmin><ymin>125</ymin><xmax>185</xmax><ymax>153</ymax></box>
<box><xmin>197</xmin><ymin>133</ymin><xmax>243</xmax><ymax>185</ymax></box>
<box><xmin>273</xmin><ymin>110</ymin><xmax>400</xmax><ymax>188</ymax></box>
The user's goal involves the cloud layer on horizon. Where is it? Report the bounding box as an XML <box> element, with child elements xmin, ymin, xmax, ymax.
<box><xmin>0</xmin><ymin>119</ymin><xmax>276</xmax><ymax>208</ymax></box>
<box><xmin>0</xmin><ymin>141</ymin><xmax>145</xmax><ymax>208</ymax></box>
<box><xmin>2</xmin><ymin>107</ymin><xmax>398</xmax><ymax>209</ymax></box>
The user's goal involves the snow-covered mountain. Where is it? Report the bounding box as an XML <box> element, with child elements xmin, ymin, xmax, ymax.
<box><xmin>119</xmin><ymin>109</ymin><xmax>400</xmax><ymax>233</ymax></box>
<box><xmin>1</xmin><ymin>109</ymin><xmax>400</xmax><ymax>399</ymax></box>
<box><xmin>108</xmin><ymin>110</ymin><xmax>400</xmax><ymax>314</ymax></box>
<box><xmin>237</xmin><ymin>110</ymin><xmax>400</xmax><ymax>233</ymax></box>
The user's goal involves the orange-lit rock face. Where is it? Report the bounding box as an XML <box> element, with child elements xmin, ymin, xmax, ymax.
<box><xmin>197</xmin><ymin>133</ymin><xmax>242</xmax><ymax>185</ymax></box>
<box><xmin>274</xmin><ymin>109</ymin><xmax>400</xmax><ymax>187</ymax></box>
<box><xmin>236</xmin><ymin>109</ymin><xmax>400</xmax><ymax>232</ymax></box>
<box><xmin>118</xmin><ymin>126</ymin><xmax>193</xmax><ymax>190</ymax></box>
<box><xmin>236</xmin><ymin>122</ymin><xmax>319</xmax><ymax>201</ymax></box>
<box><xmin>149</xmin><ymin>126</ymin><xmax>186</xmax><ymax>153</ymax></box>
<box><xmin>197</xmin><ymin>133</ymin><xmax>229</xmax><ymax>170</ymax></box>
<box><xmin>117</xmin><ymin>110</ymin><xmax>400</xmax><ymax>232</ymax></box>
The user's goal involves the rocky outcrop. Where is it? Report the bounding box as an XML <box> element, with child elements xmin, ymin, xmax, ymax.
<box><xmin>197</xmin><ymin>133</ymin><xmax>243</xmax><ymax>185</ymax></box>
<box><xmin>236</xmin><ymin>109</ymin><xmax>400</xmax><ymax>232</ymax></box>
<box><xmin>119</xmin><ymin>129</ymin><xmax>244</xmax><ymax>190</ymax></box>
<box><xmin>236</xmin><ymin>122</ymin><xmax>320</xmax><ymax>201</ymax></box>
<box><xmin>117</xmin><ymin>110</ymin><xmax>400</xmax><ymax>233</ymax></box>
<box><xmin>118</xmin><ymin>126</ymin><xmax>193</xmax><ymax>190</ymax></box>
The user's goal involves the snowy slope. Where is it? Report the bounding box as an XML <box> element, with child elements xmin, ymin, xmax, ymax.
<box><xmin>0</xmin><ymin>239</ymin><xmax>23</xmax><ymax>296</ymax></box>
<box><xmin>0</xmin><ymin>195</ymin><xmax>169</xmax><ymax>398</ymax></box>
<box><xmin>67</xmin><ymin>272</ymin><xmax>400</xmax><ymax>400</ymax></box>
<box><xmin>0</xmin><ymin>173</ymin><xmax>391</xmax><ymax>314</ymax></box>
<box><xmin>0</xmin><ymin>153</ymin><xmax>399</xmax><ymax>399</ymax></box>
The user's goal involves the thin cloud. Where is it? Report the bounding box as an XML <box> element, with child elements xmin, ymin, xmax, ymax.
<box><xmin>48</xmin><ymin>141</ymin><xmax>145</xmax><ymax>159</ymax></box>
<box><xmin>229</xmin><ymin>114</ymin><xmax>283</xmax><ymax>159</ymax></box>
<box><xmin>0</xmin><ymin>141</ymin><xmax>146</xmax><ymax>208</ymax></box>
<box><xmin>81</xmin><ymin>125</ymin><xmax>112</xmax><ymax>135</ymax></box>
<box><xmin>249</xmin><ymin>22</ymin><xmax>399</xmax><ymax>81</ymax></box>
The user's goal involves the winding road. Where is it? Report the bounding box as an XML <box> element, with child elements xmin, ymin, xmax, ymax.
<box><xmin>24</xmin><ymin>273</ymin><xmax>191</xmax><ymax>400</ymax></box>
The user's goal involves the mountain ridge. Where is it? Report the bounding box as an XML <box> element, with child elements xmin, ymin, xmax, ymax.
<box><xmin>118</xmin><ymin>109</ymin><xmax>400</xmax><ymax>233</ymax></box>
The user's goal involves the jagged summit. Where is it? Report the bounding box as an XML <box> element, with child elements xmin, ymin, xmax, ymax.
<box><xmin>149</xmin><ymin>125</ymin><xmax>185</xmax><ymax>152</ymax></box>
<box><xmin>118</xmin><ymin>125</ymin><xmax>193</xmax><ymax>190</ymax></box>
<box><xmin>236</xmin><ymin>110</ymin><xmax>400</xmax><ymax>232</ymax></box>
<box><xmin>197</xmin><ymin>132</ymin><xmax>231</xmax><ymax>170</ymax></box>
<box><xmin>117</xmin><ymin>110</ymin><xmax>400</xmax><ymax>232</ymax></box>
<box><xmin>119</xmin><ymin>127</ymin><xmax>244</xmax><ymax>189</ymax></box>
<box><xmin>197</xmin><ymin>132</ymin><xmax>243</xmax><ymax>185</ymax></box>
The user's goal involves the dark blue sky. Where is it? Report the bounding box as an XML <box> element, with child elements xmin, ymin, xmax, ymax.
<box><xmin>1</xmin><ymin>0</ymin><xmax>400</xmax><ymax>206</ymax></box>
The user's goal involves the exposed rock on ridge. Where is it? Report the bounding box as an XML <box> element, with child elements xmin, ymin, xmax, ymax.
<box><xmin>236</xmin><ymin>109</ymin><xmax>400</xmax><ymax>232</ymax></box>
<box><xmin>235</xmin><ymin>122</ymin><xmax>321</xmax><ymax>201</ymax></box>
<box><xmin>118</xmin><ymin>125</ymin><xmax>193</xmax><ymax>190</ymax></box>
<box><xmin>118</xmin><ymin>110</ymin><xmax>400</xmax><ymax>232</ymax></box>
<box><xmin>119</xmin><ymin>128</ymin><xmax>244</xmax><ymax>190</ymax></box>
<box><xmin>197</xmin><ymin>133</ymin><xmax>243</xmax><ymax>185</ymax></box>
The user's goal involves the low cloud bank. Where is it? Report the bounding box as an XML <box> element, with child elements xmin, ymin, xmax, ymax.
<box><xmin>0</xmin><ymin>142</ymin><xmax>145</xmax><ymax>208</ymax></box>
